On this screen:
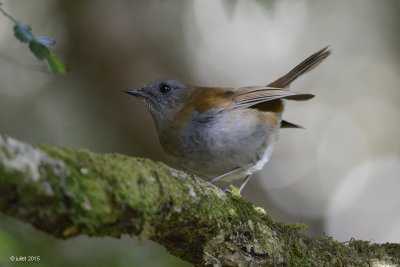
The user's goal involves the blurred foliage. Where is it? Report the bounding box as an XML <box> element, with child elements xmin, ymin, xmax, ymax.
<box><xmin>0</xmin><ymin>2</ymin><xmax>68</xmax><ymax>74</ymax></box>
<box><xmin>0</xmin><ymin>229</ymin><xmax>17</xmax><ymax>261</ymax></box>
<box><xmin>0</xmin><ymin>215</ymin><xmax>190</xmax><ymax>267</ymax></box>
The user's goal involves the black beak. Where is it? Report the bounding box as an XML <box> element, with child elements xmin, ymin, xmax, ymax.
<box><xmin>124</xmin><ymin>88</ymin><xmax>147</xmax><ymax>98</ymax></box>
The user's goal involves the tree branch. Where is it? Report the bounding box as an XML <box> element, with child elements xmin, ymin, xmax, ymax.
<box><xmin>0</xmin><ymin>134</ymin><xmax>399</xmax><ymax>266</ymax></box>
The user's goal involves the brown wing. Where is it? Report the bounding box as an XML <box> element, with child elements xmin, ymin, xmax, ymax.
<box><xmin>185</xmin><ymin>47</ymin><xmax>330</xmax><ymax>114</ymax></box>
<box><xmin>237</xmin><ymin>47</ymin><xmax>330</xmax><ymax>112</ymax></box>
<box><xmin>232</xmin><ymin>87</ymin><xmax>314</xmax><ymax>109</ymax></box>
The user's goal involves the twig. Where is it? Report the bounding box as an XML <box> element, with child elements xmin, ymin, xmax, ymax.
<box><xmin>0</xmin><ymin>2</ymin><xmax>18</xmax><ymax>24</ymax></box>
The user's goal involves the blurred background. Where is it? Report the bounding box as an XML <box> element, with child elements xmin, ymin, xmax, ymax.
<box><xmin>1</xmin><ymin>0</ymin><xmax>399</xmax><ymax>266</ymax></box>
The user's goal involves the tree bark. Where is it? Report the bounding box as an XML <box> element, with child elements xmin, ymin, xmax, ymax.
<box><xmin>0</xmin><ymin>134</ymin><xmax>399</xmax><ymax>266</ymax></box>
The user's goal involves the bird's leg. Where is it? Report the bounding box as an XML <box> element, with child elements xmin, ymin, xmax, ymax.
<box><xmin>238</xmin><ymin>175</ymin><xmax>251</xmax><ymax>193</ymax></box>
<box><xmin>208</xmin><ymin>167</ymin><xmax>241</xmax><ymax>184</ymax></box>
<box><xmin>221</xmin><ymin>175</ymin><xmax>252</xmax><ymax>195</ymax></box>
<box><xmin>208</xmin><ymin>163</ymin><xmax>253</xmax><ymax>184</ymax></box>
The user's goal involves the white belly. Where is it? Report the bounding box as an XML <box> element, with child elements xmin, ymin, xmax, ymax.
<box><xmin>247</xmin><ymin>139</ymin><xmax>276</xmax><ymax>174</ymax></box>
<box><xmin>220</xmin><ymin>129</ymin><xmax>278</xmax><ymax>182</ymax></box>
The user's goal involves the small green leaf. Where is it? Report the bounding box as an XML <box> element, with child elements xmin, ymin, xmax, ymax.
<box><xmin>8</xmin><ymin>15</ymin><xmax>68</xmax><ymax>74</ymax></box>
<box><xmin>35</xmin><ymin>36</ymin><xmax>56</xmax><ymax>46</ymax></box>
<box><xmin>13</xmin><ymin>22</ymin><xmax>33</xmax><ymax>43</ymax></box>
<box><xmin>29</xmin><ymin>41</ymin><xmax>50</xmax><ymax>61</ymax></box>
<box><xmin>46</xmin><ymin>54</ymin><xmax>68</xmax><ymax>74</ymax></box>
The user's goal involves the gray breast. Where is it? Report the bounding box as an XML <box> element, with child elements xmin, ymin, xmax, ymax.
<box><xmin>167</xmin><ymin>108</ymin><xmax>279</xmax><ymax>179</ymax></box>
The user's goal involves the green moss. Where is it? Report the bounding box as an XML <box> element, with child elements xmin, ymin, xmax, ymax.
<box><xmin>254</xmin><ymin>206</ymin><xmax>267</xmax><ymax>215</ymax></box>
<box><xmin>1</xmin><ymin>142</ymin><xmax>399</xmax><ymax>266</ymax></box>
<box><xmin>0</xmin><ymin>166</ymin><xmax>25</xmax><ymax>186</ymax></box>
<box><xmin>39</xmin><ymin>146</ymin><xmax>159</xmax><ymax>235</ymax></box>
<box><xmin>286</xmin><ymin>223</ymin><xmax>308</xmax><ymax>231</ymax></box>
<box><xmin>228</xmin><ymin>185</ymin><xmax>241</xmax><ymax>199</ymax></box>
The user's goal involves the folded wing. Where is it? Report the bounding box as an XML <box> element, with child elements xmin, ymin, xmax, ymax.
<box><xmin>232</xmin><ymin>87</ymin><xmax>314</xmax><ymax>109</ymax></box>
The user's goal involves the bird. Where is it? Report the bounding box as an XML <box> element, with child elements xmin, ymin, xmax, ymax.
<box><xmin>125</xmin><ymin>47</ymin><xmax>331</xmax><ymax>193</ymax></box>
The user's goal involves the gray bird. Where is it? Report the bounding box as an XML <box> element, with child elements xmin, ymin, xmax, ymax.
<box><xmin>126</xmin><ymin>47</ymin><xmax>330</xmax><ymax>192</ymax></box>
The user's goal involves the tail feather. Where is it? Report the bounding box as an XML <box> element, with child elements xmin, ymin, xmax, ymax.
<box><xmin>267</xmin><ymin>47</ymin><xmax>331</xmax><ymax>88</ymax></box>
<box><xmin>280</xmin><ymin>120</ymin><xmax>304</xmax><ymax>129</ymax></box>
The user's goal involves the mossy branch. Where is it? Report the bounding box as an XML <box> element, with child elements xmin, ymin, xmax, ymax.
<box><xmin>0</xmin><ymin>134</ymin><xmax>399</xmax><ymax>266</ymax></box>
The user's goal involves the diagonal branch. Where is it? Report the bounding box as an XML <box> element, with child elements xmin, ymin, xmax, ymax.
<box><xmin>0</xmin><ymin>134</ymin><xmax>399</xmax><ymax>266</ymax></box>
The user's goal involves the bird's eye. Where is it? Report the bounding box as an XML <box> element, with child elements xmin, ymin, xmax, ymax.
<box><xmin>159</xmin><ymin>83</ymin><xmax>170</xmax><ymax>93</ymax></box>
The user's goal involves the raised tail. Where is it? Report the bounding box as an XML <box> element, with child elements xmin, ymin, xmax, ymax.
<box><xmin>267</xmin><ymin>47</ymin><xmax>331</xmax><ymax>88</ymax></box>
